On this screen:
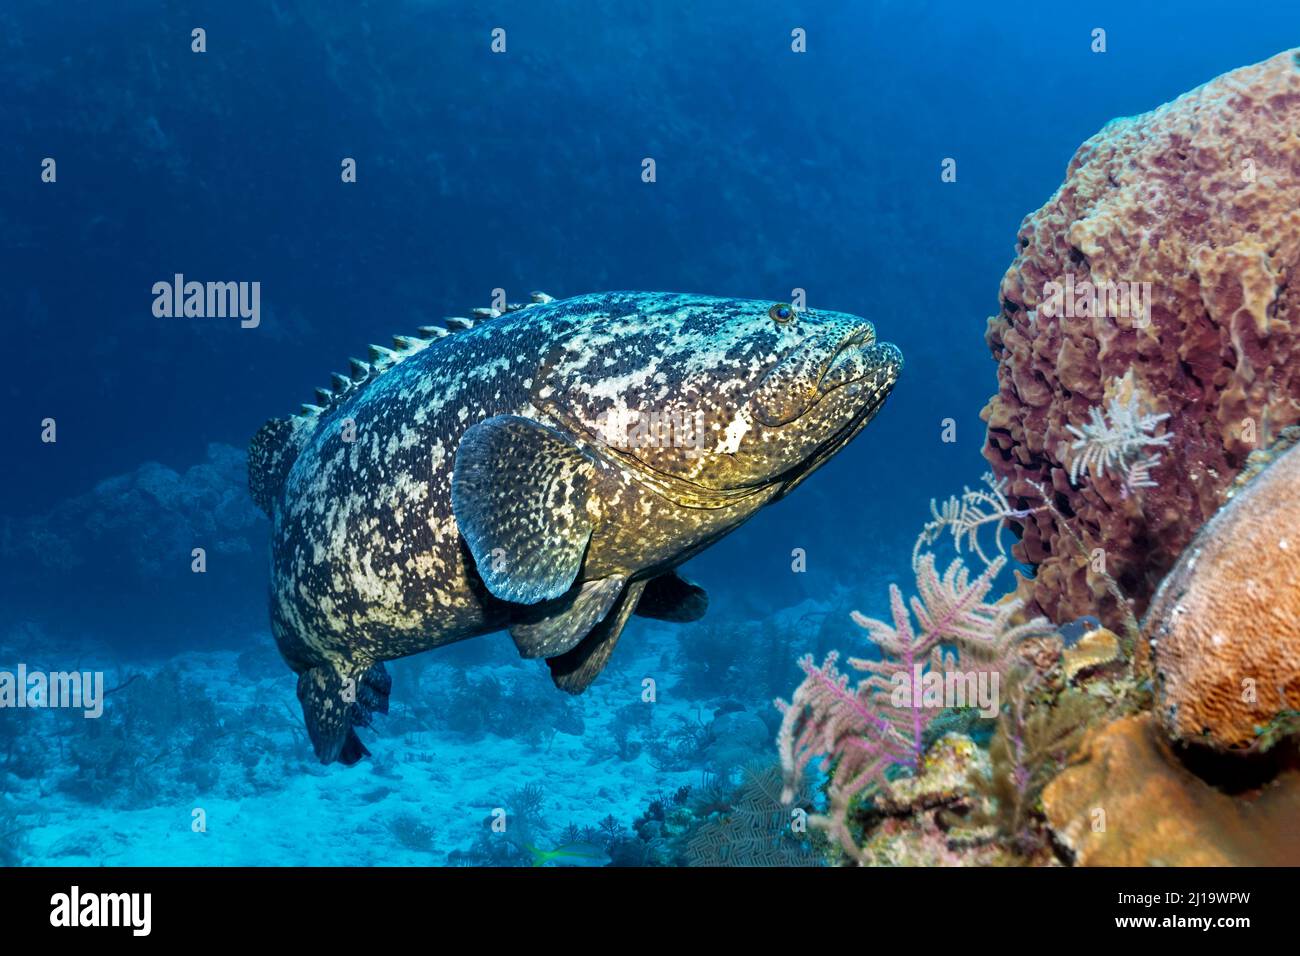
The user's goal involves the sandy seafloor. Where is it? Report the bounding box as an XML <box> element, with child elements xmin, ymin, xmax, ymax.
<box><xmin>3</xmin><ymin>612</ymin><xmax>795</xmax><ymax>867</ymax></box>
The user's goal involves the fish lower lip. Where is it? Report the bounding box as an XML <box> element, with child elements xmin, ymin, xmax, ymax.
<box><xmin>773</xmin><ymin>362</ymin><xmax>895</xmax><ymax>500</ymax></box>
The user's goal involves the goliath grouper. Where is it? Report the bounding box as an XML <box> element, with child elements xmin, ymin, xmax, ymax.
<box><xmin>249</xmin><ymin>292</ymin><xmax>901</xmax><ymax>764</ymax></box>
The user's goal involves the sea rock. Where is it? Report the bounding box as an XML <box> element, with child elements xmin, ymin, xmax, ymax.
<box><xmin>859</xmin><ymin>734</ymin><xmax>1012</xmax><ymax>866</ymax></box>
<box><xmin>703</xmin><ymin>710</ymin><xmax>771</xmax><ymax>772</ymax></box>
<box><xmin>981</xmin><ymin>49</ymin><xmax>1300</xmax><ymax>631</ymax></box>
<box><xmin>1043</xmin><ymin>714</ymin><xmax>1300</xmax><ymax>865</ymax></box>
<box><xmin>1062</xmin><ymin>627</ymin><xmax>1121</xmax><ymax>683</ymax></box>
<box><xmin>875</xmin><ymin>732</ymin><xmax>989</xmax><ymax>814</ymax></box>
<box><xmin>1</xmin><ymin>442</ymin><xmax>265</xmax><ymax>578</ymax></box>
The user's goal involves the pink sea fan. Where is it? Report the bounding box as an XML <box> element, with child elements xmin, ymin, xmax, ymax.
<box><xmin>775</xmin><ymin>554</ymin><xmax>1052</xmax><ymax>859</ymax></box>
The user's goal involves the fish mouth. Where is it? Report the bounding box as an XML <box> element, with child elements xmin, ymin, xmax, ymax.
<box><xmin>818</xmin><ymin>339</ymin><xmax>901</xmax><ymax>431</ymax></box>
<box><xmin>816</xmin><ymin>324</ymin><xmax>894</xmax><ymax>394</ymax></box>
<box><xmin>752</xmin><ymin>322</ymin><xmax>898</xmax><ymax>428</ymax></box>
<box><xmin>772</xmin><ymin>338</ymin><xmax>902</xmax><ymax>499</ymax></box>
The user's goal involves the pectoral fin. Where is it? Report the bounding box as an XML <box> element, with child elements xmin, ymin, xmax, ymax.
<box><xmin>548</xmin><ymin>580</ymin><xmax>647</xmax><ymax>694</ymax></box>
<box><xmin>451</xmin><ymin>415</ymin><xmax>598</xmax><ymax>605</ymax></box>
<box><xmin>509</xmin><ymin>575</ymin><xmax>627</xmax><ymax>658</ymax></box>
<box><xmin>634</xmin><ymin>570</ymin><xmax>708</xmax><ymax>622</ymax></box>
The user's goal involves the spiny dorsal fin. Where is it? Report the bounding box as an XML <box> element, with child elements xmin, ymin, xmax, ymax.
<box><xmin>285</xmin><ymin>292</ymin><xmax>556</xmax><ymax>426</ymax></box>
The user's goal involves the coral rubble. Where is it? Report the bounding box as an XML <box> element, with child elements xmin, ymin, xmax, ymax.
<box><xmin>982</xmin><ymin>49</ymin><xmax>1300</xmax><ymax>631</ymax></box>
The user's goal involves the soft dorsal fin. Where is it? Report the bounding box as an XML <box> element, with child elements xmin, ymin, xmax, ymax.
<box><xmin>248</xmin><ymin>415</ymin><xmax>316</xmax><ymax>515</ymax></box>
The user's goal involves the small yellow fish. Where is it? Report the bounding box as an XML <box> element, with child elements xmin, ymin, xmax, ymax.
<box><xmin>526</xmin><ymin>842</ymin><xmax>611</xmax><ymax>868</ymax></box>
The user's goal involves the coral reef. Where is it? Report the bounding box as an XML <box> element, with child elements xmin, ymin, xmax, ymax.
<box><xmin>775</xmin><ymin>474</ymin><xmax>1069</xmax><ymax>862</ymax></box>
<box><xmin>1142</xmin><ymin>439</ymin><xmax>1300</xmax><ymax>751</ymax></box>
<box><xmin>423</xmin><ymin>667</ymin><xmax>585</xmax><ymax>747</ymax></box>
<box><xmin>982</xmin><ymin>49</ymin><xmax>1300</xmax><ymax>631</ymax></box>
<box><xmin>872</xmin><ymin>732</ymin><xmax>990</xmax><ymax>816</ymax></box>
<box><xmin>0</xmin><ymin>796</ymin><xmax>32</xmax><ymax>867</ymax></box>
<box><xmin>684</xmin><ymin>762</ymin><xmax>821</xmax><ymax>866</ymax></box>
<box><xmin>1061</xmin><ymin>626</ymin><xmax>1121</xmax><ymax>683</ymax></box>
<box><xmin>968</xmin><ymin>669</ymin><xmax>1111</xmax><ymax>857</ymax></box>
<box><xmin>632</xmin><ymin>702</ymin><xmax>776</xmax><ymax>786</ymax></box>
<box><xmin>385</xmin><ymin>812</ymin><xmax>439</xmax><ymax>854</ymax></box>
<box><xmin>0</xmin><ymin>444</ymin><xmax>270</xmax><ymax>650</ymax></box>
<box><xmin>672</xmin><ymin>614</ymin><xmax>808</xmax><ymax>705</ymax></box>
<box><xmin>1</xmin><ymin>443</ymin><xmax>264</xmax><ymax>577</ymax></box>
<box><xmin>27</xmin><ymin>661</ymin><xmax>319</xmax><ymax>811</ymax></box>
<box><xmin>770</xmin><ymin>469</ymin><xmax>1161</xmax><ymax>866</ymax></box>
<box><xmin>854</xmin><ymin>733</ymin><xmax>1014</xmax><ymax>866</ymax></box>
<box><xmin>612</xmin><ymin>761</ymin><xmax>821</xmax><ymax>867</ymax></box>
<box><xmin>1043</xmin><ymin>714</ymin><xmax>1300</xmax><ymax>865</ymax></box>
<box><xmin>611</xmin><ymin>787</ymin><xmax>698</xmax><ymax>867</ymax></box>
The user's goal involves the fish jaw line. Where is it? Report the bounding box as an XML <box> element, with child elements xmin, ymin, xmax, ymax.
<box><xmin>773</xmin><ymin>345</ymin><xmax>902</xmax><ymax>498</ymax></box>
<box><xmin>801</xmin><ymin>339</ymin><xmax>903</xmax><ymax>422</ymax></box>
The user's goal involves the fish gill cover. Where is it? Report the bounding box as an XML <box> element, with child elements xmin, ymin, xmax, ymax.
<box><xmin>1</xmin><ymin>0</ymin><xmax>1299</xmax><ymax>876</ymax></box>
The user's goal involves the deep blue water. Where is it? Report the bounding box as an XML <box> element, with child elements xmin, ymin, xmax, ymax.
<box><xmin>2</xmin><ymin>1</ymin><xmax>1297</xmax><ymax>866</ymax></box>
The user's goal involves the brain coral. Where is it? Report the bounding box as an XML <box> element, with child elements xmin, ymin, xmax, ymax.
<box><xmin>1143</xmin><ymin>439</ymin><xmax>1300</xmax><ymax>751</ymax></box>
<box><xmin>981</xmin><ymin>49</ymin><xmax>1300</xmax><ymax>631</ymax></box>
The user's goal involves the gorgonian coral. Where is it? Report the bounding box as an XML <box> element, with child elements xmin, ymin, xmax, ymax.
<box><xmin>775</xmin><ymin>527</ymin><xmax>1053</xmax><ymax>861</ymax></box>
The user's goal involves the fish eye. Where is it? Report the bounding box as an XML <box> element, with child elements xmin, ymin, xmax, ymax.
<box><xmin>769</xmin><ymin>303</ymin><xmax>795</xmax><ymax>325</ymax></box>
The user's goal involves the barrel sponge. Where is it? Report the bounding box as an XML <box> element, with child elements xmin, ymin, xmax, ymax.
<box><xmin>1143</xmin><ymin>440</ymin><xmax>1300</xmax><ymax>751</ymax></box>
<box><xmin>981</xmin><ymin>49</ymin><xmax>1300</xmax><ymax>631</ymax></box>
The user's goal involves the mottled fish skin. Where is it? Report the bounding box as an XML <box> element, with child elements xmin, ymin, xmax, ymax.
<box><xmin>256</xmin><ymin>291</ymin><xmax>902</xmax><ymax>762</ymax></box>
